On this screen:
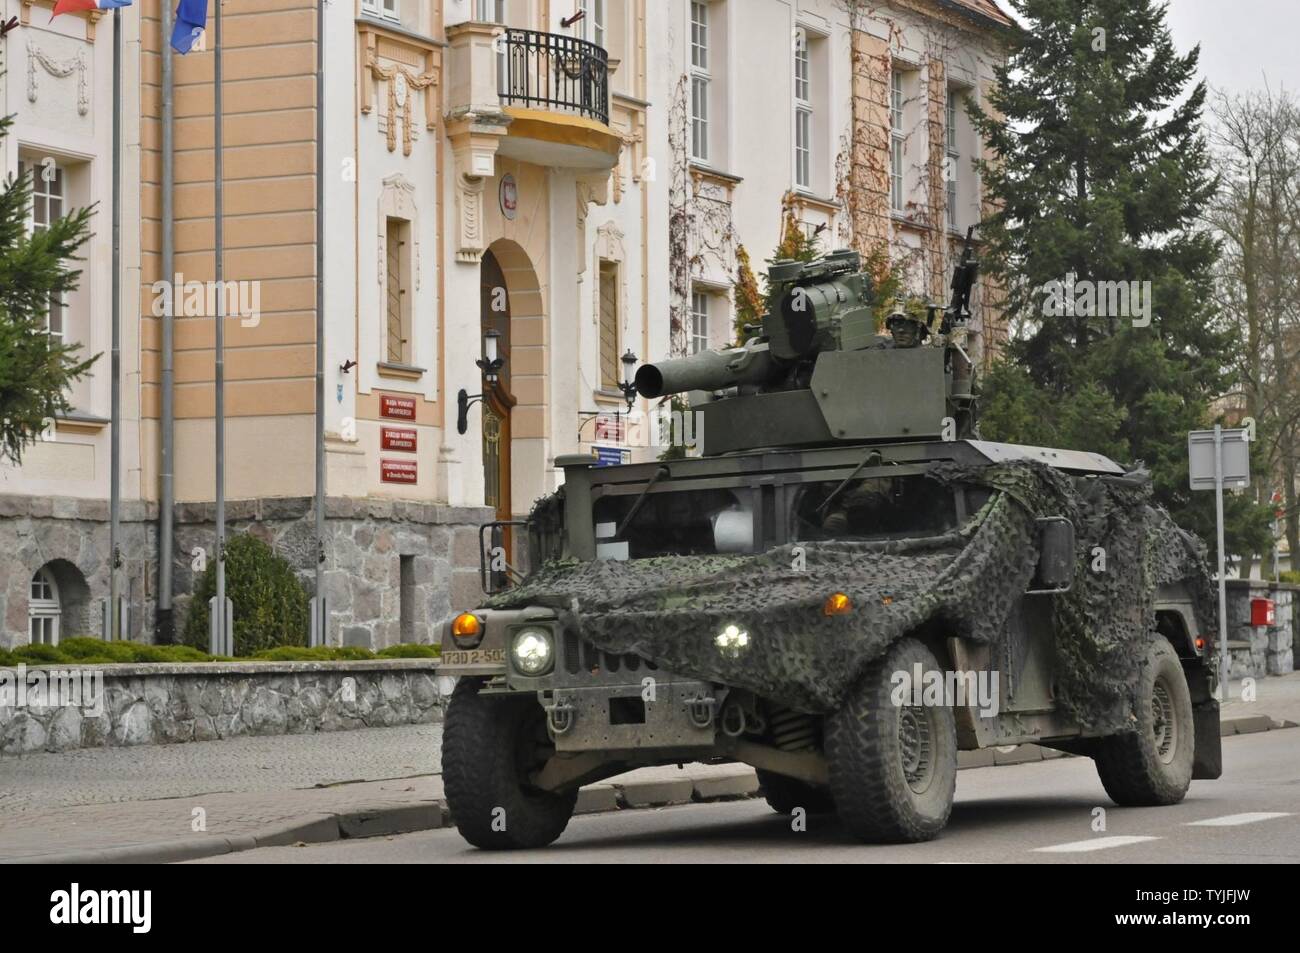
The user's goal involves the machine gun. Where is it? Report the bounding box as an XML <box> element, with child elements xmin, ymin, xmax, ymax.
<box><xmin>929</xmin><ymin>225</ymin><xmax>980</xmax><ymax>337</ymax></box>
<box><xmin>635</xmin><ymin>249</ymin><xmax>874</xmax><ymax>400</ymax></box>
<box><xmin>634</xmin><ymin>244</ymin><xmax>980</xmax><ymax>455</ymax></box>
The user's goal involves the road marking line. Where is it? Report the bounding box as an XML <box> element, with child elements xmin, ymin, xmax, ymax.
<box><xmin>1033</xmin><ymin>835</ymin><xmax>1161</xmax><ymax>853</ymax></box>
<box><xmin>1186</xmin><ymin>812</ymin><xmax>1293</xmax><ymax>827</ymax></box>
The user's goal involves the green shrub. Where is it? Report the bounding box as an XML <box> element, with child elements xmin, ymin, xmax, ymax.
<box><xmin>0</xmin><ymin>638</ymin><xmax>438</xmax><ymax>667</ymax></box>
<box><xmin>58</xmin><ymin>637</ymin><xmax>138</xmax><ymax>663</ymax></box>
<box><xmin>377</xmin><ymin>643</ymin><xmax>440</xmax><ymax>659</ymax></box>
<box><xmin>182</xmin><ymin>533</ymin><xmax>309</xmax><ymax>656</ymax></box>
<box><xmin>249</xmin><ymin>645</ymin><xmax>373</xmax><ymax>662</ymax></box>
<box><xmin>12</xmin><ymin>642</ymin><xmax>64</xmax><ymax>663</ymax></box>
<box><xmin>1279</xmin><ymin>570</ymin><xmax>1300</xmax><ymax>586</ymax></box>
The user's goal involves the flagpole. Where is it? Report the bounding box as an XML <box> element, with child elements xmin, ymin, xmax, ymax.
<box><xmin>109</xmin><ymin>7</ymin><xmax>122</xmax><ymax>639</ymax></box>
<box><xmin>312</xmin><ymin>0</ymin><xmax>327</xmax><ymax>646</ymax></box>
<box><xmin>213</xmin><ymin>0</ymin><xmax>227</xmax><ymax>655</ymax></box>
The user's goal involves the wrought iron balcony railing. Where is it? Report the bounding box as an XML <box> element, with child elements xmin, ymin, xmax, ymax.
<box><xmin>499</xmin><ymin>28</ymin><xmax>610</xmax><ymax>127</ymax></box>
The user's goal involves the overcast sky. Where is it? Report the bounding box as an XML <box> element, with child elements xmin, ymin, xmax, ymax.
<box><xmin>1162</xmin><ymin>0</ymin><xmax>1297</xmax><ymax>96</ymax></box>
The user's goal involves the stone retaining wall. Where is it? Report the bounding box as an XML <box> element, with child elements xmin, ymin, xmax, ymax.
<box><xmin>0</xmin><ymin>660</ymin><xmax>449</xmax><ymax>756</ymax></box>
<box><xmin>0</xmin><ymin>495</ymin><xmax>493</xmax><ymax>650</ymax></box>
<box><xmin>1225</xmin><ymin>580</ymin><xmax>1297</xmax><ymax>678</ymax></box>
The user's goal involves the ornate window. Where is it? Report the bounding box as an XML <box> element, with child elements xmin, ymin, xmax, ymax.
<box><xmin>385</xmin><ymin>218</ymin><xmax>414</xmax><ymax>364</ymax></box>
<box><xmin>599</xmin><ymin>260</ymin><xmax>621</xmax><ymax>388</ymax></box>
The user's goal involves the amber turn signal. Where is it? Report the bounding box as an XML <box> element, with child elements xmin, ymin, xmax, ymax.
<box><xmin>823</xmin><ymin>592</ymin><xmax>852</xmax><ymax>617</ymax></box>
<box><xmin>451</xmin><ymin>612</ymin><xmax>483</xmax><ymax>647</ymax></box>
<box><xmin>1195</xmin><ymin>636</ymin><xmax>1206</xmax><ymax>651</ymax></box>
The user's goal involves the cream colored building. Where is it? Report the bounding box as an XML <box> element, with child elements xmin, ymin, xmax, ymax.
<box><xmin>0</xmin><ymin>0</ymin><xmax>654</xmax><ymax>648</ymax></box>
<box><xmin>643</xmin><ymin>0</ymin><xmax>1010</xmax><ymax>368</ymax></box>
<box><xmin>1</xmin><ymin>1</ymin><xmax>145</xmax><ymax>644</ymax></box>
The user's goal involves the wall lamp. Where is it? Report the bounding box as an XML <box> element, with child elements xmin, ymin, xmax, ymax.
<box><xmin>457</xmin><ymin>329</ymin><xmax>506</xmax><ymax>435</ymax></box>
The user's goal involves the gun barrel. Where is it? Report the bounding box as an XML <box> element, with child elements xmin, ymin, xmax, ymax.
<box><xmin>635</xmin><ymin>345</ymin><xmax>776</xmax><ymax>399</ymax></box>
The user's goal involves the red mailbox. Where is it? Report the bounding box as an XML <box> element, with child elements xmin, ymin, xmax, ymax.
<box><xmin>1250</xmin><ymin>597</ymin><xmax>1276</xmax><ymax>627</ymax></box>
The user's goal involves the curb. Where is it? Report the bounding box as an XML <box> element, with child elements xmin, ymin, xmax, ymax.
<box><xmin>9</xmin><ymin>715</ymin><xmax>1294</xmax><ymax>864</ymax></box>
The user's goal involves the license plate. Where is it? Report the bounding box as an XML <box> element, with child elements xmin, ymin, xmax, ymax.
<box><xmin>441</xmin><ymin>648</ymin><xmax>506</xmax><ymax>667</ymax></box>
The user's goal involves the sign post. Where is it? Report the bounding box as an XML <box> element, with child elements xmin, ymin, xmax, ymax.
<box><xmin>1188</xmin><ymin>426</ymin><xmax>1251</xmax><ymax>703</ymax></box>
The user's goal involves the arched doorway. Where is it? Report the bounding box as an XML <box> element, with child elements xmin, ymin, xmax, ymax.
<box><xmin>479</xmin><ymin>248</ymin><xmax>516</xmax><ymax>527</ymax></box>
<box><xmin>28</xmin><ymin>560</ymin><xmax>91</xmax><ymax>645</ymax></box>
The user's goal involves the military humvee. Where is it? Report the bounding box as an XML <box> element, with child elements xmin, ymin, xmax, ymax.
<box><xmin>439</xmin><ymin>239</ymin><xmax>1222</xmax><ymax>850</ymax></box>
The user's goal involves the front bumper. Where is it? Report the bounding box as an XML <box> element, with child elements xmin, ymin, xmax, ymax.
<box><xmin>441</xmin><ymin>606</ymin><xmax>721</xmax><ymax>753</ymax></box>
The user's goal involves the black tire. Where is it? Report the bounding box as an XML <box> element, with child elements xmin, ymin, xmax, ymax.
<box><xmin>826</xmin><ymin>638</ymin><xmax>958</xmax><ymax>843</ymax></box>
<box><xmin>1094</xmin><ymin>637</ymin><xmax>1195</xmax><ymax>806</ymax></box>
<box><xmin>441</xmin><ymin>678</ymin><xmax>577</xmax><ymax>850</ymax></box>
<box><xmin>756</xmin><ymin>769</ymin><xmax>836</xmax><ymax>815</ymax></box>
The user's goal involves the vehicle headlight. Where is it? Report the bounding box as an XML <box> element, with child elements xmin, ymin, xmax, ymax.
<box><xmin>715</xmin><ymin>624</ymin><xmax>751</xmax><ymax>658</ymax></box>
<box><xmin>511</xmin><ymin>627</ymin><xmax>555</xmax><ymax>676</ymax></box>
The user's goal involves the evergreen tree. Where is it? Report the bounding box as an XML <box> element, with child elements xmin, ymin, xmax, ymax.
<box><xmin>971</xmin><ymin>0</ymin><xmax>1269</xmax><ymax>558</ymax></box>
<box><xmin>0</xmin><ymin>111</ymin><xmax>96</xmax><ymax>464</ymax></box>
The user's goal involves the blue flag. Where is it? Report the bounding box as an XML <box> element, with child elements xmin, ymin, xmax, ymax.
<box><xmin>171</xmin><ymin>0</ymin><xmax>207</xmax><ymax>54</ymax></box>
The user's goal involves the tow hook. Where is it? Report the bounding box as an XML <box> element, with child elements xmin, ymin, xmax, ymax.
<box><xmin>687</xmin><ymin>693</ymin><xmax>716</xmax><ymax>729</ymax></box>
<box><xmin>546</xmin><ymin>696</ymin><xmax>576</xmax><ymax>735</ymax></box>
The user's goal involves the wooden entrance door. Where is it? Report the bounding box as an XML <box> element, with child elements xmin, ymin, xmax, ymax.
<box><xmin>479</xmin><ymin>251</ymin><xmax>515</xmax><ymax>531</ymax></box>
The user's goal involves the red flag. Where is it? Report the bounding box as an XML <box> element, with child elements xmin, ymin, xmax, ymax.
<box><xmin>52</xmin><ymin>0</ymin><xmax>132</xmax><ymax>19</ymax></box>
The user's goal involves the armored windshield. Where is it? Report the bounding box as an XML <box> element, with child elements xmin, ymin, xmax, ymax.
<box><xmin>592</xmin><ymin>487</ymin><xmax>758</xmax><ymax>560</ymax></box>
<box><xmin>792</xmin><ymin>475</ymin><xmax>968</xmax><ymax>542</ymax></box>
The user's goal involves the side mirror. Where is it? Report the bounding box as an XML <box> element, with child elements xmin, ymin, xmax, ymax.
<box><xmin>479</xmin><ymin>521</ymin><xmax>528</xmax><ymax>594</ymax></box>
<box><xmin>1028</xmin><ymin>517</ymin><xmax>1075</xmax><ymax>594</ymax></box>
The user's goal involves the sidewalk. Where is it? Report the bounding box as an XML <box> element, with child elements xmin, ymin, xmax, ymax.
<box><xmin>2</xmin><ymin>674</ymin><xmax>1295</xmax><ymax>863</ymax></box>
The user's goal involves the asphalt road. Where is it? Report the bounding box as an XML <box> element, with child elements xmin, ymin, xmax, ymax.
<box><xmin>197</xmin><ymin>730</ymin><xmax>1299</xmax><ymax>863</ymax></box>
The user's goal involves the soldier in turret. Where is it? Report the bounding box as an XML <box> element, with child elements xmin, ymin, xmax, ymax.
<box><xmin>885</xmin><ymin>310</ymin><xmax>930</xmax><ymax>348</ymax></box>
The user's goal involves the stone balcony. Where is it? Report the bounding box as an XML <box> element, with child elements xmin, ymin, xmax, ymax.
<box><xmin>445</xmin><ymin>21</ymin><xmax>620</xmax><ymax>172</ymax></box>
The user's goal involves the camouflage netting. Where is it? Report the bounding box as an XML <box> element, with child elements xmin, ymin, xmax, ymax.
<box><xmin>488</xmin><ymin>462</ymin><xmax>1216</xmax><ymax>734</ymax></box>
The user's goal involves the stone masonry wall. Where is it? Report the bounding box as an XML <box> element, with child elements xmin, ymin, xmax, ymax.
<box><xmin>0</xmin><ymin>660</ymin><xmax>449</xmax><ymax>755</ymax></box>
<box><xmin>0</xmin><ymin>495</ymin><xmax>494</xmax><ymax>650</ymax></box>
<box><xmin>1225</xmin><ymin>580</ymin><xmax>1296</xmax><ymax>678</ymax></box>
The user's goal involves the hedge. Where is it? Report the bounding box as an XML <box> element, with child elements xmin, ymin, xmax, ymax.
<box><xmin>0</xmin><ymin>638</ymin><xmax>439</xmax><ymax>668</ymax></box>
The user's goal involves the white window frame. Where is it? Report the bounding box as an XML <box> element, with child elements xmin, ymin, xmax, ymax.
<box><xmin>579</xmin><ymin>0</ymin><xmax>605</xmax><ymax>49</ymax></box>
<box><xmin>362</xmin><ymin>0</ymin><xmax>399</xmax><ymax>22</ymax></box>
<box><xmin>475</xmin><ymin>0</ymin><xmax>504</xmax><ymax>22</ymax></box>
<box><xmin>946</xmin><ymin>88</ymin><xmax>960</xmax><ymax>229</ymax></box>
<box><xmin>20</xmin><ymin>158</ymin><xmax>67</xmax><ymax>344</ymax></box>
<box><xmin>794</xmin><ymin>29</ymin><xmax>812</xmax><ymax>190</ymax></box>
<box><xmin>29</xmin><ymin>568</ymin><xmax>61</xmax><ymax>647</ymax></box>
<box><xmin>690</xmin><ymin>1</ymin><xmax>711</xmax><ymax>162</ymax></box>
<box><xmin>690</xmin><ymin>291</ymin><xmax>710</xmax><ymax>355</ymax></box>
<box><xmin>890</xmin><ymin>69</ymin><xmax>905</xmax><ymax>213</ymax></box>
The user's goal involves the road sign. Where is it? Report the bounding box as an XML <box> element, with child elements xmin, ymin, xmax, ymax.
<box><xmin>1187</xmin><ymin>426</ymin><xmax>1251</xmax><ymax>703</ymax></box>
<box><xmin>1188</xmin><ymin>428</ymin><xmax>1250</xmax><ymax>490</ymax></box>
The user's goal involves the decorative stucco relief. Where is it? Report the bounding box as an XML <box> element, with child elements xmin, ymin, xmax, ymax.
<box><xmin>27</xmin><ymin>40</ymin><xmax>89</xmax><ymax>117</ymax></box>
